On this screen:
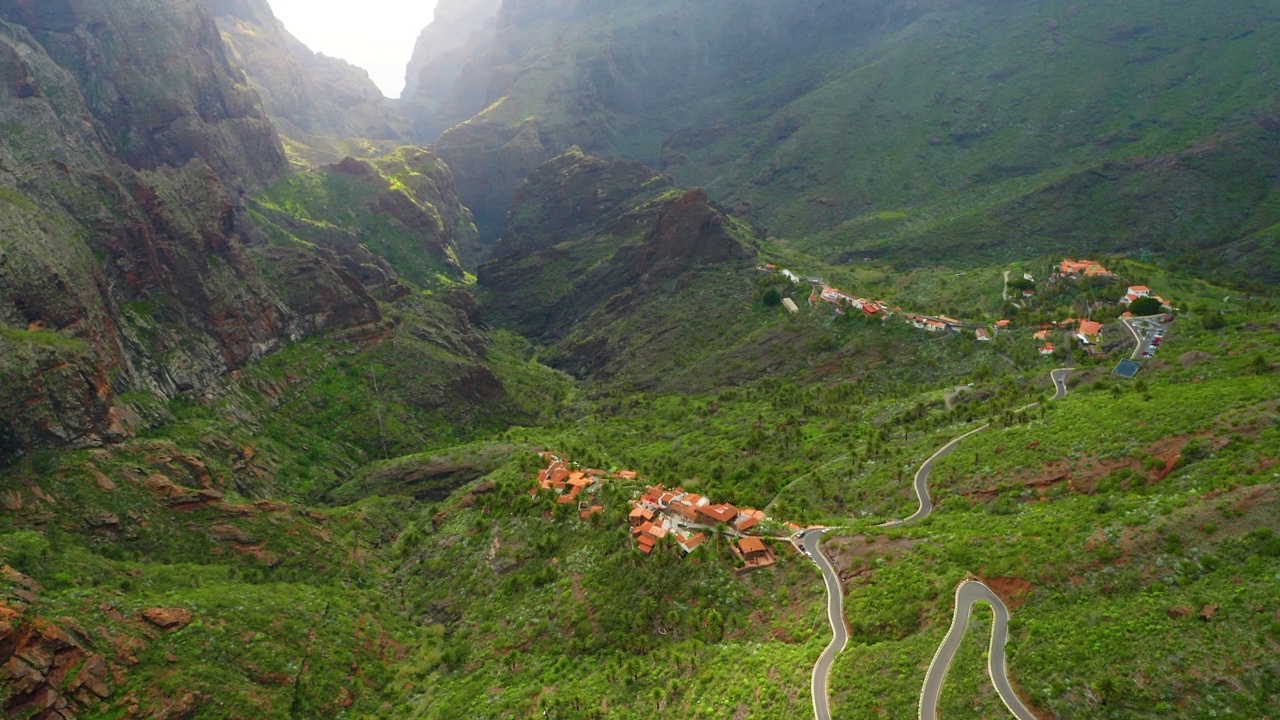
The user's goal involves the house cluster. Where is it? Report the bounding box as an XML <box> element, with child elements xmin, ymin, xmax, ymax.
<box><xmin>1058</xmin><ymin>258</ymin><xmax>1114</xmax><ymax>278</ymax></box>
<box><xmin>905</xmin><ymin>314</ymin><xmax>963</xmax><ymax>333</ymax></box>
<box><xmin>628</xmin><ymin>485</ymin><xmax>774</xmax><ymax>569</ymax></box>
<box><xmin>811</xmin><ymin>285</ymin><xmax>887</xmax><ymax>318</ymax></box>
<box><xmin>1031</xmin><ymin>317</ymin><xmax>1105</xmax><ymax>356</ymax></box>
<box><xmin>531</xmin><ymin>452</ymin><xmax>616</xmax><ymax>520</ymax></box>
<box><xmin>1120</xmin><ymin>285</ymin><xmax>1174</xmax><ymax>312</ymax></box>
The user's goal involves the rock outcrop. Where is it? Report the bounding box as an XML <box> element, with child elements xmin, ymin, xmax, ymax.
<box><xmin>402</xmin><ymin>0</ymin><xmax>501</xmax><ymax>104</ymax></box>
<box><xmin>205</xmin><ymin>0</ymin><xmax>411</xmax><ymax>156</ymax></box>
<box><xmin>479</xmin><ymin>149</ymin><xmax>757</xmax><ymax>379</ymax></box>
<box><xmin>0</xmin><ymin>0</ymin><xmax>424</xmax><ymax>462</ymax></box>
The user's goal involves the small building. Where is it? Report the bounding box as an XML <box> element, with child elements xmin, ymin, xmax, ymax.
<box><xmin>677</xmin><ymin>532</ymin><xmax>707</xmax><ymax>553</ymax></box>
<box><xmin>996</xmin><ymin>319</ymin><xmax>1011</xmax><ymax>329</ymax></box>
<box><xmin>579</xmin><ymin>505</ymin><xmax>604</xmax><ymax>521</ymax></box>
<box><xmin>637</xmin><ymin>535</ymin><xmax>656</xmax><ymax>554</ymax></box>
<box><xmin>629</xmin><ymin>507</ymin><xmax>654</xmax><ymax>527</ymax></box>
<box><xmin>1077</xmin><ymin>319</ymin><xmax>1103</xmax><ymax>343</ymax></box>
<box><xmin>1040</xmin><ymin>342</ymin><xmax>1055</xmax><ymax>356</ymax></box>
<box><xmin>735</xmin><ymin>508</ymin><xmax>765</xmax><ymax>532</ymax></box>
<box><xmin>781</xmin><ymin>297</ymin><xmax>799</xmax><ymax>314</ymax></box>
<box><xmin>782</xmin><ymin>270</ymin><xmax>800</xmax><ymax>283</ymax></box>
<box><xmin>1034</xmin><ymin>329</ymin><xmax>1051</xmax><ymax>340</ymax></box>
<box><xmin>698</xmin><ymin>503</ymin><xmax>739</xmax><ymax>525</ymax></box>
<box><xmin>738</xmin><ymin>537</ymin><xmax>769</xmax><ymax>562</ymax></box>
<box><xmin>1060</xmin><ymin>258</ymin><xmax>1111</xmax><ymax>276</ymax></box>
<box><xmin>976</xmin><ymin>328</ymin><xmax>991</xmax><ymax>342</ymax></box>
<box><xmin>1128</xmin><ymin>286</ymin><xmax>1151</xmax><ymax>298</ymax></box>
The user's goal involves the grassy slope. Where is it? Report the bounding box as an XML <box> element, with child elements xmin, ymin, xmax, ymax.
<box><xmin>673</xmin><ymin>0</ymin><xmax>1280</xmax><ymax>282</ymax></box>
<box><xmin>251</xmin><ymin>147</ymin><xmax>478</xmax><ymax>287</ymax></box>
<box><xmin>2</xmin><ymin>248</ymin><xmax>1276</xmax><ymax>719</ymax></box>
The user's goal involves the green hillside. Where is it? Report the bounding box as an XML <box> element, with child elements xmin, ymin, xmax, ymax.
<box><xmin>416</xmin><ymin>0</ymin><xmax>1280</xmax><ymax>282</ymax></box>
<box><xmin>4</xmin><ymin>0</ymin><xmax>1280</xmax><ymax>718</ymax></box>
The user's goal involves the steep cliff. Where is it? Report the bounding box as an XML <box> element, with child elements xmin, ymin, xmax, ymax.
<box><xmin>401</xmin><ymin>0</ymin><xmax>501</xmax><ymax>104</ymax></box>
<box><xmin>0</xmin><ymin>0</ymin><xmax>415</xmax><ymax>464</ymax></box>
<box><xmin>479</xmin><ymin>148</ymin><xmax>758</xmax><ymax>385</ymax></box>
<box><xmin>250</xmin><ymin>147</ymin><xmax>484</xmax><ymax>282</ymax></box>
<box><xmin>205</xmin><ymin>0</ymin><xmax>412</xmax><ymax>161</ymax></box>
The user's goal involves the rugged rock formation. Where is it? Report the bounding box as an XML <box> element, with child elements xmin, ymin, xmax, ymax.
<box><xmin>250</xmin><ymin>147</ymin><xmax>483</xmax><ymax>276</ymax></box>
<box><xmin>205</xmin><ymin>0</ymin><xmax>411</xmax><ymax>155</ymax></box>
<box><xmin>0</xmin><ymin>0</ymin><xmax>424</xmax><ymax>462</ymax></box>
<box><xmin>479</xmin><ymin>148</ymin><xmax>757</xmax><ymax>379</ymax></box>
<box><xmin>402</xmin><ymin>0</ymin><xmax>501</xmax><ymax>104</ymax></box>
<box><xmin>1</xmin><ymin>567</ymin><xmax>113</xmax><ymax>719</ymax></box>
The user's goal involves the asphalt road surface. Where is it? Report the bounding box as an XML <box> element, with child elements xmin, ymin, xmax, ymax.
<box><xmin>805</xmin><ymin>372</ymin><xmax>1071</xmax><ymax>720</ymax></box>
<box><xmin>879</xmin><ymin>424</ymin><xmax>991</xmax><ymax>528</ymax></box>
<box><xmin>804</xmin><ymin>529</ymin><xmax>848</xmax><ymax>720</ymax></box>
<box><xmin>1050</xmin><ymin>368</ymin><xmax>1071</xmax><ymax>400</ymax></box>
<box><xmin>919</xmin><ymin>580</ymin><xmax>1039</xmax><ymax>720</ymax></box>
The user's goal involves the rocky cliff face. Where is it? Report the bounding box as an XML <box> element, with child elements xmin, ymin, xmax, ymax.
<box><xmin>0</xmin><ymin>0</ymin><xmax>393</xmax><ymax>462</ymax></box>
<box><xmin>401</xmin><ymin>0</ymin><xmax>501</xmax><ymax>105</ymax></box>
<box><xmin>479</xmin><ymin>148</ymin><xmax>756</xmax><ymax>380</ymax></box>
<box><xmin>205</xmin><ymin>0</ymin><xmax>411</xmax><ymax>153</ymax></box>
<box><xmin>251</xmin><ymin>147</ymin><xmax>484</xmax><ymax>278</ymax></box>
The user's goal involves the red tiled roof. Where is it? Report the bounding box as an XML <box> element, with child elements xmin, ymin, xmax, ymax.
<box><xmin>996</xmin><ymin>319</ymin><xmax>1011</xmax><ymax>328</ymax></box>
<box><xmin>738</xmin><ymin>537</ymin><xmax>767</xmax><ymax>555</ymax></box>
<box><xmin>698</xmin><ymin>504</ymin><xmax>738</xmax><ymax>524</ymax></box>
<box><xmin>678</xmin><ymin>532</ymin><xmax>707</xmax><ymax>552</ymax></box>
<box><xmin>637</xmin><ymin>535</ymin><xmax>656</xmax><ymax>554</ymax></box>
<box><xmin>1078</xmin><ymin>320</ymin><xmax>1103</xmax><ymax>337</ymax></box>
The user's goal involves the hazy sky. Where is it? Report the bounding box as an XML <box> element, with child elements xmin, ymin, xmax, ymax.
<box><xmin>268</xmin><ymin>0</ymin><xmax>440</xmax><ymax>98</ymax></box>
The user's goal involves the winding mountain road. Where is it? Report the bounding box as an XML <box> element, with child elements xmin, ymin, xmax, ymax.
<box><xmin>1050</xmin><ymin>368</ymin><xmax>1071</xmax><ymax>400</ymax></box>
<box><xmin>804</xmin><ymin>369</ymin><xmax>1070</xmax><ymax>719</ymax></box>
<box><xmin>878</xmin><ymin>423</ymin><xmax>991</xmax><ymax>529</ymax></box>
<box><xmin>803</xmin><ymin>529</ymin><xmax>847</xmax><ymax>720</ymax></box>
<box><xmin>919</xmin><ymin>580</ymin><xmax>1039</xmax><ymax>720</ymax></box>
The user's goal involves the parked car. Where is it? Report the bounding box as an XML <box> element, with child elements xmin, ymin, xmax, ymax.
<box><xmin>1161</xmin><ymin>315</ymin><xmax>1174</xmax><ymax>323</ymax></box>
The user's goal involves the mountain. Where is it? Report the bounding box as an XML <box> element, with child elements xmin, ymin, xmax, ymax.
<box><xmin>409</xmin><ymin>0</ymin><xmax>1280</xmax><ymax>282</ymax></box>
<box><xmin>0</xmin><ymin>0</ymin><xmax>493</xmax><ymax>465</ymax></box>
<box><xmin>0</xmin><ymin>0</ymin><xmax>294</xmax><ymax>457</ymax></box>
<box><xmin>401</xmin><ymin>0</ymin><xmax>501</xmax><ymax>105</ymax></box>
<box><xmin>2</xmin><ymin>2</ymin><xmax>1279</xmax><ymax>719</ymax></box>
<box><xmin>478</xmin><ymin>148</ymin><xmax>761</xmax><ymax>386</ymax></box>
<box><xmin>205</xmin><ymin>0</ymin><xmax>412</xmax><ymax>165</ymax></box>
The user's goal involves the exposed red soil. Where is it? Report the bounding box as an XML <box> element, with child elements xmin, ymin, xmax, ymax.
<box><xmin>978</xmin><ymin>576</ymin><xmax>1033</xmax><ymax>610</ymax></box>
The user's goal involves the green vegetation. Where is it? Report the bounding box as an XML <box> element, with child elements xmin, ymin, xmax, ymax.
<box><xmin>252</xmin><ymin>146</ymin><xmax>479</xmax><ymax>288</ymax></box>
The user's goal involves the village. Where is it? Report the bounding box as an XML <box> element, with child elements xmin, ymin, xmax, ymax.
<box><xmin>760</xmin><ymin>256</ymin><xmax>1177</xmax><ymax>360</ymax></box>
<box><xmin>531</xmin><ymin>452</ymin><xmax>787</xmax><ymax>573</ymax></box>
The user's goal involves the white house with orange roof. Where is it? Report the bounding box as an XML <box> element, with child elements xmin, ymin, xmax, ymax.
<box><xmin>1077</xmin><ymin>319</ymin><xmax>1103</xmax><ymax>344</ymax></box>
